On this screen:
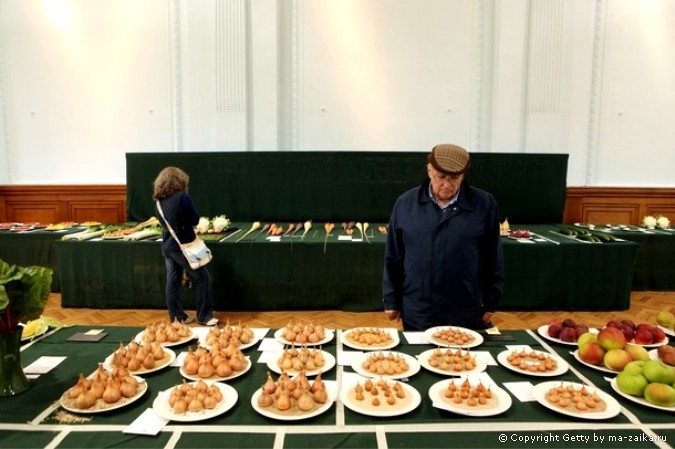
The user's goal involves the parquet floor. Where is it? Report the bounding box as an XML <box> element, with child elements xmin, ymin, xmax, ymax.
<box><xmin>43</xmin><ymin>291</ymin><xmax>675</xmax><ymax>330</ymax></box>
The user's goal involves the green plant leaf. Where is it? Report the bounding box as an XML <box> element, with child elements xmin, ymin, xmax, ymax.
<box><xmin>0</xmin><ymin>259</ymin><xmax>53</xmax><ymax>332</ymax></box>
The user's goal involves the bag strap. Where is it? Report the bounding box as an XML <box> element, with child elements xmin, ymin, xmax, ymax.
<box><xmin>156</xmin><ymin>200</ymin><xmax>183</xmax><ymax>245</ymax></box>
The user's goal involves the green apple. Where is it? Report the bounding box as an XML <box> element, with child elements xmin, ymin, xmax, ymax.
<box><xmin>657</xmin><ymin>311</ymin><xmax>675</xmax><ymax>330</ymax></box>
<box><xmin>642</xmin><ymin>360</ymin><xmax>675</xmax><ymax>384</ymax></box>
<box><xmin>616</xmin><ymin>371</ymin><xmax>648</xmax><ymax>396</ymax></box>
<box><xmin>622</xmin><ymin>360</ymin><xmax>645</xmax><ymax>375</ymax></box>
<box><xmin>644</xmin><ymin>382</ymin><xmax>675</xmax><ymax>407</ymax></box>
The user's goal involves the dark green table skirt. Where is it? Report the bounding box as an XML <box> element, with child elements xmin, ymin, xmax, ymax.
<box><xmin>54</xmin><ymin>224</ymin><xmax>638</xmax><ymax>312</ymax></box>
<box><xmin>2</xmin><ymin>326</ymin><xmax>671</xmax><ymax>449</ymax></box>
<box><xmin>580</xmin><ymin>226</ymin><xmax>675</xmax><ymax>291</ymax></box>
<box><xmin>0</xmin><ymin>228</ymin><xmax>79</xmax><ymax>291</ymax></box>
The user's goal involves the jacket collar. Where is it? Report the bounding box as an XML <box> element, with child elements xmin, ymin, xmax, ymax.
<box><xmin>417</xmin><ymin>178</ymin><xmax>475</xmax><ymax>212</ymax></box>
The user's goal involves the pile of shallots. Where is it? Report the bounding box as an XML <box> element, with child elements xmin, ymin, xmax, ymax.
<box><xmin>110</xmin><ymin>340</ymin><xmax>167</xmax><ymax>372</ymax></box>
<box><xmin>66</xmin><ymin>365</ymin><xmax>141</xmax><ymax>410</ymax></box>
<box><xmin>140</xmin><ymin>321</ymin><xmax>192</xmax><ymax>345</ymax></box>
<box><xmin>257</xmin><ymin>370</ymin><xmax>328</xmax><ymax>412</ymax></box>
<box><xmin>182</xmin><ymin>343</ymin><xmax>248</xmax><ymax>379</ymax></box>
<box><xmin>168</xmin><ymin>379</ymin><xmax>224</xmax><ymax>414</ymax></box>
<box><xmin>203</xmin><ymin>322</ymin><xmax>255</xmax><ymax>349</ymax></box>
<box><xmin>277</xmin><ymin>345</ymin><xmax>326</xmax><ymax>372</ymax></box>
<box><xmin>280</xmin><ymin>321</ymin><xmax>326</xmax><ymax>344</ymax></box>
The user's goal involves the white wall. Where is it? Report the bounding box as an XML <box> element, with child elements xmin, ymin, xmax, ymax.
<box><xmin>0</xmin><ymin>0</ymin><xmax>673</xmax><ymax>186</ymax></box>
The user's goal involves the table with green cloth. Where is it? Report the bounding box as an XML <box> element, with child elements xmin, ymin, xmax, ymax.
<box><xmin>0</xmin><ymin>227</ymin><xmax>85</xmax><ymax>292</ymax></box>
<box><xmin>2</xmin><ymin>325</ymin><xmax>673</xmax><ymax>449</ymax></box>
<box><xmin>570</xmin><ymin>225</ymin><xmax>675</xmax><ymax>291</ymax></box>
<box><xmin>54</xmin><ymin>224</ymin><xmax>639</xmax><ymax>312</ymax></box>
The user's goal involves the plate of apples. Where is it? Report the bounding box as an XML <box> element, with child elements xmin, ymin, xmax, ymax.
<box><xmin>602</xmin><ymin>320</ymin><xmax>668</xmax><ymax>348</ymax></box>
<box><xmin>537</xmin><ymin>318</ymin><xmax>595</xmax><ymax>346</ymax></box>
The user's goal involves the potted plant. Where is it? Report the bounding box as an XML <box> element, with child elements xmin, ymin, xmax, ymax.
<box><xmin>0</xmin><ymin>259</ymin><xmax>53</xmax><ymax>396</ymax></box>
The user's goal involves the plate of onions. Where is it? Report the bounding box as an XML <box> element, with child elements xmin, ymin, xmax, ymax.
<box><xmin>60</xmin><ymin>365</ymin><xmax>147</xmax><ymax>414</ymax></box>
<box><xmin>152</xmin><ymin>380</ymin><xmax>238</xmax><ymax>422</ymax></box>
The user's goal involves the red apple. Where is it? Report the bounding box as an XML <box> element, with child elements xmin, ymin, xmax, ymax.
<box><xmin>651</xmin><ymin>327</ymin><xmax>666</xmax><ymax>344</ymax></box>
<box><xmin>562</xmin><ymin>319</ymin><xmax>576</xmax><ymax>328</ymax></box>
<box><xmin>606</xmin><ymin>320</ymin><xmax>622</xmax><ymax>329</ymax></box>
<box><xmin>560</xmin><ymin>327</ymin><xmax>578</xmax><ymax>342</ymax></box>
<box><xmin>619</xmin><ymin>324</ymin><xmax>635</xmax><ymax>343</ymax></box>
<box><xmin>575</xmin><ymin>324</ymin><xmax>590</xmax><ymax>339</ymax></box>
<box><xmin>597</xmin><ymin>326</ymin><xmax>627</xmax><ymax>350</ymax></box>
<box><xmin>548</xmin><ymin>324</ymin><xmax>562</xmax><ymax>338</ymax></box>
<box><xmin>548</xmin><ymin>318</ymin><xmax>563</xmax><ymax>328</ymax></box>
<box><xmin>578</xmin><ymin>342</ymin><xmax>606</xmax><ymax>366</ymax></box>
<box><xmin>621</xmin><ymin>319</ymin><xmax>636</xmax><ymax>330</ymax></box>
<box><xmin>634</xmin><ymin>328</ymin><xmax>654</xmax><ymax>345</ymax></box>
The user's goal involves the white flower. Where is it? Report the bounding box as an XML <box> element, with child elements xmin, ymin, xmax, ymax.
<box><xmin>642</xmin><ymin>215</ymin><xmax>657</xmax><ymax>228</ymax></box>
<box><xmin>656</xmin><ymin>215</ymin><xmax>670</xmax><ymax>230</ymax></box>
<box><xmin>212</xmin><ymin>215</ymin><xmax>230</xmax><ymax>233</ymax></box>
<box><xmin>196</xmin><ymin>217</ymin><xmax>211</xmax><ymax>234</ymax></box>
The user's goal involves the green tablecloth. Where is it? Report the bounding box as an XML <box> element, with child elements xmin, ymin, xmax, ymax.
<box><xmin>576</xmin><ymin>226</ymin><xmax>675</xmax><ymax>291</ymax></box>
<box><xmin>0</xmin><ymin>228</ymin><xmax>84</xmax><ymax>291</ymax></box>
<box><xmin>1</xmin><ymin>326</ymin><xmax>673</xmax><ymax>448</ymax></box>
<box><xmin>54</xmin><ymin>224</ymin><xmax>639</xmax><ymax>312</ymax></box>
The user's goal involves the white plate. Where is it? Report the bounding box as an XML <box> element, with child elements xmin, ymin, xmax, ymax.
<box><xmin>198</xmin><ymin>328</ymin><xmax>262</xmax><ymax>351</ymax></box>
<box><xmin>423</xmin><ymin>326</ymin><xmax>484</xmax><ymax>349</ymax></box>
<box><xmin>135</xmin><ymin>328</ymin><xmax>195</xmax><ymax>347</ymax></box>
<box><xmin>627</xmin><ymin>334</ymin><xmax>669</xmax><ymax>348</ymax></box>
<box><xmin>428</xmin><ymin>378</ymin><xmax>512</xmax><ymax>417</ymax></box>
<box><xmin>648</xmin><ymin>348</ymin><xmax>660</xmax><ymax>361</ymax></box>
<box><xmin>341</xmin><ymin>378</ymin><xmax>421</xmax><ymax>417</ymax></box>
<box><xmin>610</xmin><ymin>377</ymin><xmax>675</xmax><ymax>412</ymax></box>
<box><xmin>274</xmin><ymin>328</ymin><xmax>334</xmax><ymax>346</ymax></box>
<box><xmin>104</xmin><ymin>347</ymin><xmax>176</xmax><ymax>376</ymax></box>
<box><xmin>180</xmin><ymin>356</ymin><xmax>251</xmax><ymax>382</ymax></box>
<box><xmin>658</xmin><ymin>325</ymin><xmax>675</xmax><ymax>338</ymax></box>
<box><xmin>417</xmin><ymin>348</ymin><xmax>487</xmax><ymax>376</ymax></box>
<box><xmin>536</xmin><ymin>324</ymin><xmax>597</xmax><ymax>346</ymax></box>
<box><xmin>532</xmin><ymin>381</ymin><xmax>621</xmax><ymax>420</ymax></box>
<box><xmin>340</xmin><ymin>328</ymin><xmax>400</xmax><ymax>350</ymax></box>
<box><xmin>251</xmin><ymin>387</ymin><xmax>334</xmax><ymax>421</ymax></box>
<box><xmin>60</xmin><ymin>377</ymin><xmax>147</xmax><ymax>414</ymax></box>
<box><xmin>267</xmin><ymin>350</ymin><xmax>336</xmax><ymax>377</ymax></box>
<box><xmin>571</xmin><ymin>349</ymin><xmax>618</xmax><ymax>374</ymax></box>
<box><xmin>496</xmin><ymin>349</ymin><xmax>569</xmax><ymax>377</ymax></box>
<box><xmin>152</xmin><ymin>381</ymin><xmax>238</xmax><ymax>422</ymax></box>
<box><xmin>351</xmin><ymin>351</ymin><xmax>421</xmax><ymax>380</ymax></box>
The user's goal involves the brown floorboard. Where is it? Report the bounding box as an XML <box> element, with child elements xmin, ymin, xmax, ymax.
<box><xmin>43</xmin><ymin>291</ymin><xmax>675</xmax><ymax>330</ymax></box>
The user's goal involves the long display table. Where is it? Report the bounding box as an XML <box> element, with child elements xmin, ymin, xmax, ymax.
<box><xmin>3</xmin><ymin>325</ymin><xmax>673</xmax><ymax>448</ymax></box>
<box><xmin>580</xmin><ymin>226</ymin><xmax>675</xmax><ymax>291</ymax></box>
<box><xmin>54</xmin><ymin>224</ymin><xmax>639</xmax><ymax>312</ymax></box>
<box><xmin>0</xmin><ymin>228</ymin><xmax>77</xmax><ymax>291</ymax></box>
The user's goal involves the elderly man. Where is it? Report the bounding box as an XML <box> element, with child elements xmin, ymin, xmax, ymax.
<box><xmin>383</xmin><ymin>144</ymin><xmax>504</xmax><ymax>331</ymax></box>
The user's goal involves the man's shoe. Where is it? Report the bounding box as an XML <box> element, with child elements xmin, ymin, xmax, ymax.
<box><xmin>182</xmin><ymin>316</ymin><xmax>195</xmax><ymax>324</ymax></box>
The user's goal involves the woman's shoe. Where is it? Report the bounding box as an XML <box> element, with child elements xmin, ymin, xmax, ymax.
<box><xmin>199</xmin><ymin>317</ymin><xmax>218</xmax><ymax>326</ymax></box>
